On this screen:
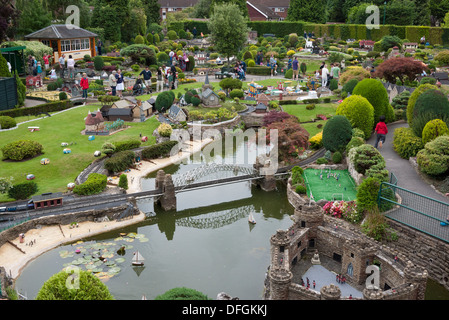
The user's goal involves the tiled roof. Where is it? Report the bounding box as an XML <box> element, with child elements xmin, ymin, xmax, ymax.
<box><xmin>25</xmin><ymin>24</ymin><xmax>98</xmax><ymax>39</ymax></box>
<box><xmin>158</xmin><ymin>0</ymin><xmax>198</xmax><ymax>8</ymax></box>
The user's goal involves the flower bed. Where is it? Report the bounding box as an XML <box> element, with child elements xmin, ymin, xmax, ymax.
<box><xmin>323</xmin><ymin>200</ymin><xmax>361</xmax><ymax>223</ymax></box>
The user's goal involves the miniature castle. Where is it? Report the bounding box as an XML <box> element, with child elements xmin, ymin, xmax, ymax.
<box><xmin>264</xmin><ymin>180</ymin><xmax>429</xmax><ymax>300</ymax></box>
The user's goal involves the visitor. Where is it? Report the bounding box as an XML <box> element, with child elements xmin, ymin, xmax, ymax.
<box><xmin>156</xmin><ymin>67</ymin><xmax>164</xmax><ymax>92</ymax></box>
<box><xmin>374</xmin><ymin>115</ymin><xmax>388</xmax><ymax>149</ymax></box>
<box><xmin>193</xmin><ymin>26</ymin><xmax>197</xmax><ymax>39</ymax></box>
<box><xmin>36</xmin><ymin>62</ymin><xmax>43</xmax><ymax>79</ymax></box>
<box><xmin>170</xmin><ymin>63</ymin><xmax>177</xmax><ymax>89</ymax></box>
<box><xmin>349</xmin><ymin>294</ymin><xmax>352</xmax><ymax>299</ymax></box>
<box><xmin>50</xmin><ymin>67</ymin><xmax>57</xmax><ymax>80</ymax></box>
<box><xmin>292</xmin><ymin>57</ymin><xmax>299</xmax><ymax>81</ymax></box>
<box><xmin>139</xmin><ymin>66</ymin><xmax>153</xmax><ymax>93</ymax></box>
<box><xmin>67</xmin><ymin>55</ymin><xmax>75</xmax><ymax>79</ymax></box>
<box><xmin>304</xmin><ymin>30</ymin><xmax>307</xmax><ymax>39</ymax></box>
<box><xmin>169</xmin><ymin>50</ymin><xmax>174</xmax><ymax>65</ymax></box>
<box><xmin>321</xmin><ymin>63</ymin><xmax>329</xmax><ymax>88</ymax></box>
<box><xmin>313</xmin><ymin>280</ymin><xmax>316</xmax><ymax>289</ymax></box>
<box><xmin>255</xmin><ymin>51</ymin><xmax>262</xmax><ymax>65</ymax></box>
<box><xmin>59</xmin><ymin>54</ymin><xmax>65</xmax><ymax>78</ymax></box>
<box><xmin>287</xmin><ymin>56</ymin><xmax>292</xmax><ymax>70</ymax></box>
<box><xmin>43</xmin><ymin>54</ymin><xmax>51</xmax><ymax>70</ymax></box>
<box><xmin>270</xmin><ymin>54</ymin><xmax>277</xmax><ymax>76</ymax></box>
<box><xmin>80</xmin><ymin>73</ymin><xmax>89</xmax><ymax>99</ymax></box>
<box><xmin>109</xmin><ymin>70</ymin><xmax>117</xmax><ymax>96</ymax></box>
<box><xmin>115</xmin><ymin>69</ymin><xmax>124</xmax><ymax>98</ymax></box>
<box><xmin>332</xmin><ymin>62</ymin><xmax>341</xmax><ymax>81</ymax></box>
<box><xmin>97</xmin><ymin>39</ymin><xmax>103</xmax><ymax>56</ymax></box>
<box><xmin>168</xmin><ymin>70</ymin><xmax>174</xmax><ymax>90</ymax></box>
<box><xmin>420</xmin><ymin>35</ymin><xmax>426</xmax><ymax>45</ymax></box>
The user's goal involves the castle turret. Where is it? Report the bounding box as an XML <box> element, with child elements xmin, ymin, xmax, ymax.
<box><xmin>320</xmin><ymin>284</ymin><xmax>341</xmax><ymax>300</ymax></box>
<box><xmin>403</xmin><ymin>261</ymin><xmax>428</xmax><ymax>300</ymax></box>
<box><xmin>268</xmin><ymin>266</ymin><xmax>293</xmax><ymax>300</ymax></box>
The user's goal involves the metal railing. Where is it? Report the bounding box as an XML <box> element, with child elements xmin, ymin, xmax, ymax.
<box><xmin>378</xmin><ymin>182</ymin><xmax>449</xmax><ymax>243</ymax></box>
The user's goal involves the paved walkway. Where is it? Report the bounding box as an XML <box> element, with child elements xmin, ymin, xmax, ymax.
<box><xmin>366</xmin><ymin>121</ymin><xmax>449</xmax><ymax>204</ymax></box>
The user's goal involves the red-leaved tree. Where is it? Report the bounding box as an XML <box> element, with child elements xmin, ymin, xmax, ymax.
<box><xmin>266</xmin><ymin>117</ymin><xmax>310</xmax><ymax>164</ymax></box>
<box><xmin>263</xmin><ymin>111</ymin><xmax>296</xmax><ymax>127</ymax></box>
<box><xmin>374</xmin><ymin>57</ymin><xmax>427</xmax><ymax>83</ymax></box>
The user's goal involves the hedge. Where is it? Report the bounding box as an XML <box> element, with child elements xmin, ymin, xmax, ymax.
<box><xmin>113</xmin><ymin>139</ymin><xmax>142</xmax><ymax>153</ymax></box>
<box><xmin>0</xmin><ymin>100</ymin><xmax>74</xmax><ymax>118</ymax></box>
<box><xmin>1</xmin><ymin>140</ymin><xmax>43</xmax><ymax>161</ymax></box>
<box><xmin>174</xmin><ymin>20</ymin><xmax>449</xmax><ymax>45</ymax></box>
<box><xmin>104</xmin><ymin>150</ymin><xmax>135</xmax><ymax>173</ymax></box>
<box><xmin>73</xmin><ymin>173</ymin><xmax>107</xmax><ymax>196</ymax></box>
<box><xmin>8</xmin><ymin>181</ymin><xmax>38</xmax><ymax>200</ymax></box>
<box><xmin>392</xmin><ymin>127</ymin><xmax>424</xmax><ymax>159</ymax></box>
<box><xmin>141</xmin><ymin>141</ymin><xmax>178</xmax><ymax>160</ymax></box>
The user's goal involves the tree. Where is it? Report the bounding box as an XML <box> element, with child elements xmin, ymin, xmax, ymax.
<box><xmin>15</xmin><ymin>0</ymin><xmax>52</xmax><ymax>36</ymax></box>
<box><xmin>118</xmin><ymin>173</ymin><xmax>129</xmax><ymax>190</ymax></box>
<box><xmin>287</xmin><ymin>0</ymin><xmax>327</xmax><ymax>24</ymax></box>
<box><xmin>207</xmin><ymin>3</ymin><xmax>248</xmax><ymax>66</ymax></box>
<box><xmin>0</xmin><ymin>0</ymin><xmax>20</xmax><ymax>42</ymax></box>
<box><xmin>155</xmin><ymin>287</ymin><xmax>210</xmax><ymax>300</ymax></box>
<box><xmin>142</xmin><ymin>0</ymin><xmax>161</xmax><ymax>25</ymax></box>
<box><xmin>0</xmin><ymin>177</ymin><xmax>13</xmax><ymax>194</ymax></box>
<box><xmin>193</xmin><ymin>0</ymin><xmax>212</xmax><ymax>18</ymax></box>
<box><xmin>36</xmin><ymin>268</ymin><xmax>114</xmax><ymax>300</ymax></box>
<box><xmin>414</xmin><ymin>0</ymin><xmax>431</xmax><ymax>25</ymax></box>
<box><xmin>0</xmin><ymin>54</ymin><xmax>11</xmax><ymax>77</ymax></box>
<box><xmin>374</xmin><ymin>57</ymin><xmax>427</xmax><ymax>84</ymax></box>
<box><xmin>210</xmin><ymin>0</ymin><xmax>248</xmax><ymax>17</ymax></box>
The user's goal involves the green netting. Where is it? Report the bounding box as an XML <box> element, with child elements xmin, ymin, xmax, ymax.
<box><xmin>303</xmin><ymin>168</ymin><xmax>358</xmax><ymax>202</ymax></box>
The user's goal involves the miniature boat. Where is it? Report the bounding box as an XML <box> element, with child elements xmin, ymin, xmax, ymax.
<box><xmin>132</xmin><ymin>251</ymin><xmax>145</xmax><ymax>266</ymax></box>
<box><xmin>248</xmin><ymin>213</ymin><xmax>256</xmax><ymax>224</ymax></box>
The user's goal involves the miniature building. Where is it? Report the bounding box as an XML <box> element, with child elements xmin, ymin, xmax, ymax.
<box><xmin>255</xmin><ymin>102</ymin><xmax>268</xmax><ymax>113</ymax></box>
<box><xmin>85</xmin><ymin>110</ymin><xmax>105</xmax><ymax>132</ymax></box>
<box><xmin>106</xmin><ymin>108</ymin><xmax>133</xmax><ymax>121</ymax></box>
<box><xmin>24</xmin><ymin>24</ymin><xmax>97</xmax><ymax>62</ymax></box>
<box><xmin>201</xmin><ymin>88</ymin><xmax>220</xmax><ymax>106</ymax></box>
<box><xmin>257</xmin><ymin>93</ymin><xmax>270</xmax><ymax>105</ymax></box>
<box><xmin>167</xmin><ymin>105</ymin><xmax>187</xmax><ymax>122</ymax></box>
<box><xmin>30</xmin><ymin>192</ymin><xmax>63</xmax><ymax>210</ymax></box>
<box><xmin>402</xmin><ymin>42</ymin><xmax>418</xmax><ymax>51</ymax></box>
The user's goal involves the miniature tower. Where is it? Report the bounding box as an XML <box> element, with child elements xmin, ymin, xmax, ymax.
<box><xmin>159</xmin><ymin>174</ymin><xmax>176</xmax><ymax>211</ymax></box>
<box><xmin>320</xmin><ymin>284</ymin><xmax>341</xmax><ymax>300</ymax></box>
<box><xmin>403</xmin><ymin>261</ymin><xmax>428</xmax><ymax>300</ymax></box>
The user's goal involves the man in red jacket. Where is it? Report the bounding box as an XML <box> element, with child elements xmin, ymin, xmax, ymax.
<box><xmin>374</xmin><ymin>115</ymin><xmax>388</xmax><ymax>149</ymax></box>
<box><xmin>80</xmin><ymin>73</ymin><xmax>89</xmax><ymax>99</ymax></box>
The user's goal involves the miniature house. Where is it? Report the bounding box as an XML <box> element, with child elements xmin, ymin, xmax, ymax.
<box><xmin>255</xmin><ymin>102</ymin><xmax>268</xmax><ymax>114</ymax></box>
<box><xmin>168</xmin><ymin>105</ymin><xmax>187</xmax><ymax>122</ymax></box>
<box><xmin>85</xmin><ymin>110</ymin><xmax>105</xmax><ymax>132</ymax></box>
<box><xmin>257</xmin><ymin>93</ymin><xmax>271</xmax><ymax>106</ymax></box>
<box><xmin>201</xmin><ymin>88</ymin><xmax>220</xmax><ymax>106</ymax></box>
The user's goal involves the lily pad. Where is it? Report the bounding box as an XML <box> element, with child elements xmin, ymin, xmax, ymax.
<box><xmin>115</xmin><ymin>258</ymin><xmax>126</xmax><ymax>264</ymax></box>
<box><xmin>59</xmin><ymin>250</ymin><xmax>74</xmax><ymax>259</ymax></box>
<box><xmin>108</xmin><ymin>266</ymin><xmax>121</xmax><ymax>274</ymax></box>
<box><xmin>92</xmin><ymin>267</ymin><xmax>103</xmax><ymax>273</ymax></box>
<box><xmin>138</xmin><ymin>237</ymin><xmax>149</xmax><ymax>243</ymax></box>
<box><xmin>127</xmin><ymin>232</ymin><xmax>137</xmax><ymax>238</ymax></box>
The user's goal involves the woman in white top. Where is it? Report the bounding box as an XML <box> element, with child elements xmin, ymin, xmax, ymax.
<box><xmin>67</xmin><ymin>55</ymin><xmax>75</xmax><ymax>79</ymax></box>
<box><xmin>50</xmin><ymin>67</ymin><xmax>57</xmax><ymax>80</ymax></box>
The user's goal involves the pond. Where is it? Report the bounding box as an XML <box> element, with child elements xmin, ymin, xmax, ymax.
<box><xmin>14</xmin><ymin>136</ymin><xmax>296</xmax><ymax>300</ymax></box>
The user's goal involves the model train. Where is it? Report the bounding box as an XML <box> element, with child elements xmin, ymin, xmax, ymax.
<box><xmin>0</xmin><ymin>192</ymin><xmax>64</xmax><ymax>214</ymax></box>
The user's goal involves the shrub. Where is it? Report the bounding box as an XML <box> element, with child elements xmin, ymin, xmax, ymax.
<box><xmin>316</xmin><ymin>157</ymin><xmax>328</xmax><ymax>164</ymax></box>
<box><xmin>346</xmin><ymin>136</ymin><xmax>365</xmax><ymax>154</ymax></box>
<box><xmin>419</xmin><ymin>77</ymin><xmax>437</xmax><ymax>85</ymax></box>
<box><xmin>229</xmin><ymin>89</ymin><xmax>244</xmax><ymax>99</ymax></box>
<box><xmin>309</xmin><ymin>131</ymin><xmax>323</xmax><ymax>149</ymax></box>
<box><xmin>391</xmin><ymin>90</ymin><xmax>410</xmax><ymax>110</ymax></box>
<box><xmin>306</xmin><ymin>104</ymin><xmax>315</xmax><ymax>110</ymax></box>
<box><xmin>1</xmin><ymin>140</ymin><xmax>43</xmax><ymax>161</ymax></box>
<box><xmin>186</xmin><ymin>55</ymin><xmax>195</xmax><ymax>71</ymax></box>
<box><xmin>392</xmin><ymin>127</ymin><xmax>424</xmax><ymax>159</ymax></box>
<box><xmin>339</xmin><ymin>66</ymin><xmax>370</xmax><ymax>86</ymax></box>
<box><xmin>342</xmin><ymin>79</ymin><xmax>358</xmax><ymax>95</ymax></box>
<box><xmin>191</xmin><ymin>96</ymin><xmax>201</xmax><ymax>106</ymax></box>
<box><xmin>356</xmin><ymin>177</ymin><xmax>381</xmax><ymax>213</ymax></box>
<box><xmin>295</xmin><ymin>185</ymin><xmax>307</xmax><ymax>194</ymax></box>
<box><xmin>101</xmin><ymin>142</ymin><xmax>116</xmax><ymax>157</ymax></box>
<box><xmin>131</xmin><ymin>64</ymin><xmax>140</xmax><ymax>72</ymax></box>
<box><xmin>434</xmin><ymin>50</ymin><xmax>449</xmax><ymax>65</ymax></box>
<box><xmin>322</xmin><ymin>115</ymin><xmax>353</xmax><ymax>152</ymax></box>
<box><xmin>155</xmin><ymin>287</ymin><xmax>209</xmax><ymax>300</ymax></box>
<box><xmin>411</xmin><ymin>90</ymin><xmax>449</xmax><ymax>137</ymax></box>
<box><xmin>157</xmin><ymin>123</ymin><xmax>173</xmax><ymax>137</ymax></box>
<box><xmin>0</xmin><ymin>116</ymin><xmax>16</xmax><ymax>129</ymax></box>
<box><xmin>374</xmin><ymin>57</ymin><xmax>427</xmax><ymax>84</ymax></box>
<box><xmin>352</xmin><ymin>144</ymin><xmax>385</xmax><ymax>175</ymax></box>
<box><xmin>141</xmin><ymin>141</ymin><xmax>178</xmax><ymax>160</ymax></box>
<box><xmin>284</xmin><ymin>69</ymin><xmax>293</xmax><ymax>79</ymax></box>
<box><xmin>118</xmin><ymin>174</ymin><xmax>128</xmax><ymax>190</ymax></box>
<box><xmin>120</xmin><ymin>44</ymin><xmax>157</xmax><ymax>65</ymax></box>
<box><xmin>332</xmin><ymin>151</ymin><xmax>342</xmax><ymax>164</ymax></box>
<box><xmin>351</xmin><ymin>128</ymin><xmax>365</xmax><ymax>139</ymax></box>
<box><xmin>113</xmin><ymin>139</ymin><xmax>141</xmax><ymax>152</ymax></box>
<box><xmin>36</xmin><ymin>268</ymin><xmax>114</xmax><ymax>300</ymax></box>
<box><xmin>352</xmin><ymin>79</ymin><xmax>391</xmax><ymax>125</ymax></box>
<box><xmin>7</xmin><ymin>181</ymin><xmax>38</xmax><ymax>200</ymax></box>
<box><xmin>300</xmin><ymin>62</ymin><xmax>307</xmax><ymax>75</ymax></box>
<box><xmin>59</xmin><ymin>92</ymin><xmax>68</xmax><ymax>101</ymax></box>
<box><xmin>406</xmin><ymin>84</ymin><xmax>438</xmax><ymax>126</ymax></box>
<box><xmin>73</xmin><ymin>173</ymin><xmax>107</xmax><ymax>196</ymax></box>
<box><xmin>167</xmin><ymin>30</ymin><xmax>178</xmax><ymax>40</ymax></box>
<box><xmin>104</xmin><ymin>150</ymin><xmax>135</xmax><ymax>173</ymax></box>
<box><xmin>291</xmin><ymin>165</ymin><xmax>304</xmax><ymax>182</ymax></box>
<box><xmin>336</xmin><ymin>95</ymin><xmax>374</xmax><ymax>139</ymax></box>
<box><xmin>157</xmin><ymin>52</ymin><xmax>169</xmax><ymax>64</ymax></box>
<box><xmin>361</xmin><ymin>207</ymin><xmax>388</xmax><ymax>241</ymax></box>
<box><xmin>421</xmin><ymin>119</ymin><xmax>449</xmax><ymax>144</ymax></box>
<box><xmin>155</xmin><ymin>91</ymin><xmax>175</xmax><ymax>112</ymax></box>
<box><xmin>416</xmin><ymin>135</ymin><xmax>449</xmax><ymax>176</ymax></box>
<box><xmin>93</xmin><ymin>56</ymin><xmax>104</xmax><ymax>71</ymax></box>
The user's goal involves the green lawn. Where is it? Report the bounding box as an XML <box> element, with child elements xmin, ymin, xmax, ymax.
<box><xmin>0</xmin><ymin>104</ymin><xmax>159</xmax><ymax>202</ymax></box>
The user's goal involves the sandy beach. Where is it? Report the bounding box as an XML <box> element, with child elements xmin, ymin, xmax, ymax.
<box><xmin>0</xmin><ymin>138</ymin><xmax>213</xmax><ymax>282</ymax></box>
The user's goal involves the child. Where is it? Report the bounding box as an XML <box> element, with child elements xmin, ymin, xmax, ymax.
<box><xmin>80</xmin><ymin>73</ymin><xmax>89</xmax><ymax>99</ymax></box>
<box><xmin>374</xmin><ymin>115</ymin><xmax>388</xmax><ymax>149</ymax></box>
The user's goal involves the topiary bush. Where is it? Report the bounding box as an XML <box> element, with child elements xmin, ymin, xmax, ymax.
<box><xmin>356</xmin><ymin>177</ymin><xmax>381</xmax><ymax>214</ymax></box>
<box><xmin>392</xmin><ymin>127</ymin><xmax>424</xmax><ymax>159</ymax></box>
<box><xmin>157</xmin><ymin>123</ymin><xmax>173</xmax><ymax>137</ymax></box>
<box><xmin>1</xmin><ymin>140</ymin><xmax>43</xmax><ymax>161</ymax></box>
<box><xmin>154</xmin><ymin>287</ymin><xmax>210</xmax><ymax>300</ymax></box>
<box><xmin>322</xmin><ymin>115</ymin><xmax>353</xmax><ymax>152</ymax></box>
<box><xmin>352</xmin><ymin>78</ymin><xmax>391</xmax><ymax>126</ymax></box>
<box><xmin>346</xmin><ymin>136</ymin><xmax>365</xmax><ymax>154</ymax></box>
<box><xmin>291</xmin><ymin>166</ymin><xmax>304</xmax><ymax>185</ymax></box>
<box><xmin>59</xmin><ymin>92</ymin><xmax>68</xmax><ymax>101</ymax></box>
<box><xmin>36</xmin><ymin>268</ymin><xmax>114</xmax><ymax>300</ymax></box>
<box><xmin>421</xmin><ymin>119</ymin><xmax>449</xmax><ymax>144</ymax></box>
<box><xmin>336</xmin><ymin>95</ymin><xmax>374</xmax><ymax>139</ymax></box>
<box><xmin>406</xmin><ymin>83</ymin><xmax>438</xmax><ymax>126</ymax></box>
<box><xmin>93</xmin><ymin>56</ymin><xmax>104</xmax><ymax>71</ymax></box>
<box><xmin>229</xmin><ymin>89</ymin><xmax>244</xmax><ymax>99</ymax></box>
<box><xmin>352</xmin><ymin>144</ymin><xmax>385</xmax><ymax>175</ymax></box>
<box><xmin>113</xmin><ymin>139</ymin><xmax>141</xmax><ymax>152</ymax></box>
<box><xmin>7</xmin><ymin>181</ymin><xmax>38</xmax><ymax>200</ymax></box>
<box><xmin>332</xmin><ymin>151</ymin><xmax>342</xmax><ymax>164</ymax></box>
<box><xmin>416</xmin><ymin>135</ymin><xmax>449</xmax><ymax>176</ymax></box>
<box><xmin>411</xmin><ymin>89</ymin><xmax>449</xmax><ymax>137</ymax></box>
<box><xmin>155</xmin><ymin>91</ymin><xmax>175</xmax><ymax>112</ymax></box>
<box><xmin>295</xmin><ymin>185</ymin><xmax>307</xmax><ymax>194</ymax></box>
<box><xmin>0</xmin><ymin>116</ymin><xmax>16</xmax><ymax>129</ymax></box>
<box><xmin>329</xmin><ymin>78</ymin><xmax>338</xmax><ymax>91</ymax></box>
<box><xmin>73</xmin><ymin>173</ymin><xmax>107</xmax><ymax>196</ymax></box>
<box><xmin>118</xmin><ymin>173</ymin><xmax>128</xmax><ymax>190</ymax></box>
<box><xmin>101</xmin><ymin>142</ymin><xmax>116</xmax><ymax>157</ymax></box>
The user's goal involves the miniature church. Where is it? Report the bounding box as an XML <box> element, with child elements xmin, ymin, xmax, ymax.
<box><xmin>200</xmin><ymin>73</ymin><xmax>220</xmax><ymax>106</ymax></box>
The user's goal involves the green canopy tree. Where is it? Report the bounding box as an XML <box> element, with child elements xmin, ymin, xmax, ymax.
<box><xmin>210</xmin><ymin>0</ymin><xmax>248</xmax><ymax>17</ymax></box>
<box><xmin>287</xmin><ymin>0</ymin><xmax>327</xmax><ymax>24</ymax></box>
<box><xmin>15</xmin><ymin>0</ymin><xmax>52</xmax><ymax>37</ymax></box>
<box><xmin>207</xmin><ymin>3</ymin><xmax>248</xmax><ymax>67</ymax></box>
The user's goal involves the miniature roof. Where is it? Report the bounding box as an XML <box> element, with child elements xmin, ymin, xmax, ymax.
<box><xmin>257</xmin><ymin>93</ymin><xmax>270</xmax><ymax>101</ymax></box>
<box><xmin>31</xmin><ymin>192</ymin><xmax>63</xmax><ymax>202</ymax></box>
<box><xmin>202</xmin><ymin>88</ymin><xmax>219</xmax><ymax>98</ymax></box>
<box><xmin>108</xmin><ymin>108</ymin><xmax>132</xmax><ymax>116</ymax></box>
<box><xmin>113</xmin><ymin>99</ymin><xmax>134</xmax><ymax>108</ymax></box>
<box><xmin>256</xmin><ymin>102</ymin><xmax>267</xmax><ymax>110</ymax></box>
<box><xmin>25</xmin><ymin>24</ymin><xmax>98</xmax><ymax>39</ymax></box>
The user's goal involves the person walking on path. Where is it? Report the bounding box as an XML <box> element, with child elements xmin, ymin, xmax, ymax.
<box><xmin>321</xmin><ymin>63</ymin><xmax>329</xmax><ymax>89</ymax></box>
<box><xmin>59</xmin><ymin>54</ymin><xmax>65</xmax><ymax>78</ymax></box>
<box><xmin>80</xmin><ymin>73</ymin><xmax>89</xmax><ymax>99</ymax></box>
<box><xmin>67</xmin><ymin>55</ymin><xmax>75</xmax><ymax>79</ymax></box>
<box><xmin>139</xmin><ymin>66</ymin><xmax>153</xmax><ymax>93</ymax></box>
<box><xmin>374</xmin><ymin>115</ymin><xmax>388</xmax><ymax>149</ymax></box>
<box><xmin>156</xmin><ymin>67</ymin><xmax>164</xmax><ymax>92</ymax></box>
<box><xmin>115</xmin><ymin>69</ymin><xmax>124</xmax><ymax>98</ymax></box>
<box><xmin>270</xmin><ymin>54</ymin><xmax>277</xmax><ymax>76</ymax></box>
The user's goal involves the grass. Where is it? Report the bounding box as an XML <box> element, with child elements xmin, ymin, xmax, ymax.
<box><xmin>0</xmin><ymin>104</ymin><xmax>159</xmax><ymax>202</ymax></box>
